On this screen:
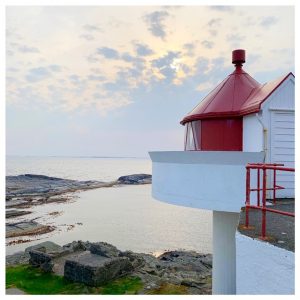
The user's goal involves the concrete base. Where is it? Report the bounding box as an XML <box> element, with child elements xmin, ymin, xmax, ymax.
<box><xmin>212</xmin><ymin>211</ymin><xmax>239</xmax><ymax>295</ymax></box>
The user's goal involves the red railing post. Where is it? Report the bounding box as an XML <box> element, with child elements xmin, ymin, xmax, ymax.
<box><xmin>245</xmin><ymin>166</ymin><xmax>251</xmax><ymax>228</ymax></box>
<box><xmin>261</xmin><ymin>167</ymin><xmax>267</xmax><ymax>239</ymax></box>
<box><xmin>245</xmin><ymin>163</ymin><xmax>294</xmax><ymax>240</ymax></box>
<box><xmin>273</xmin><ymin>169</ymin><xmax>277</xmax><ymax>204</ymax></box>
<box><xmin>257</xmin><ymin>168</ymin><xmax>260</xmax><ymax>206</ymax></box>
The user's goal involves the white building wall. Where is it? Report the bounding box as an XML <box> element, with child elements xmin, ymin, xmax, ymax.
<box><xmin>243</xmin><ymin>114</ymin><xmax>264</xmax><ymax>152</ymax></box>
<box><xmin>243</xmin><ymin>74</ymin><xmax>295</xmax><ymax>198</ymax></box>
<box><xmin>261</xmin><ymin>74</ymin><xmax>295</xmax><ymax>198</ymax></box>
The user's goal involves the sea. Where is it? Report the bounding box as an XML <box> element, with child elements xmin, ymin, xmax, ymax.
<box><xmin>6</xmin><ymin>156</ymin><xmax>212</xmax><ymax>255</ymax></box>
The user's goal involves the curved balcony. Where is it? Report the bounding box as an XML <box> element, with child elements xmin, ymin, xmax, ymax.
<box><xmin>149</xmin><ymin>151</ymin><xmax>264</xmax><ymax>213</ymax></box>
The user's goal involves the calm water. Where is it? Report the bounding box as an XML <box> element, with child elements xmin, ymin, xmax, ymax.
<box><xmin>6</xmin><ymin>157</ymin><xmax>212</xmax><ymax>255</ymax></box>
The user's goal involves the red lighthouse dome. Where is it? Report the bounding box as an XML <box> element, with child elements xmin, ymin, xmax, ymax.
<box><xmin>182</xmin><ymin>49</ymin><xmax>260</xmax><ymax>151</ymax></box>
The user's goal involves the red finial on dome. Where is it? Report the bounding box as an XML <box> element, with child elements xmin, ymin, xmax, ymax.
<box><xmin>232</xmin><ymin>49</ymin><xmax>246</xmax><ymax>66</ymax></box>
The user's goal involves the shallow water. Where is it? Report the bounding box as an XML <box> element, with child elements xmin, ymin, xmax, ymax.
<box><xmin>6</xmin><ymin>185</ymin><xmax>212</xmax><ymax>255</ymax></box>
<box><xmin>6</xmin><ymin>157</ymin><xmax>212</xmax><ymax>255</ymax></box>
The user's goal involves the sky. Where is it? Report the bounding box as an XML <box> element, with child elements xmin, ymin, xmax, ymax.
<box><xmin>6</xmin><ymin>5</ymin><xmax>294</xmax><ymax>157</ymax></box>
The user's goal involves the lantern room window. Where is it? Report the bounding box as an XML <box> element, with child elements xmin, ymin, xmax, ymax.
<box><xmin>184</xmin><ymin>121</ymin><xmax>201</xmax><ymax>150</ymax></box>
<box><xmin>184</xmin><ymin>118</ymin><xmax>243</xmax><ymax>151</ymax></box>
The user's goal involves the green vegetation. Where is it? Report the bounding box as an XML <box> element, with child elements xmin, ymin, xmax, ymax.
<box><xmin>6</xmin><ymin>265</ymin><xmax>143</xmax><ymax>295</ymax></box>
<box><xmin>147</xmin><ymin>283</ymin><xmax>188</xmax><ymax>295</ymax></box>
<box><xmin>101</xmin><ymin>276</ymin><xmax>143</xmax><ymax>295</ymax></box>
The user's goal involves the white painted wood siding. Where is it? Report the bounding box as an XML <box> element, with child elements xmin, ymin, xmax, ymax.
<box><xmin>260</xmin><ymin>74</ymin><xmax>295</xmax><ymax>198</ymax></box>
<box><xmin>270</xmin><ymin>111</ymin><xmax>295</xmax><ymax>198</ymax></box>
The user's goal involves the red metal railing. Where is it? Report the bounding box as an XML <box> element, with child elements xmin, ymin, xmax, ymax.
<box><xmin>244</xmin><ymin>163</ymin><xmax>295</xmax><ymax>239</ymax></box>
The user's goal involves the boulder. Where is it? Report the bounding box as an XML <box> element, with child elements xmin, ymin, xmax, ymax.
<box><xmin>117</xmin><ymin>174</ymin><xmax>152</xmax><ymax>184</ymax></box>
<box><xmin>29</xmin><ymin>250</ymin><xmax>54</xmax><ymax>272</ymax></box>
<box><xmin>64</xmin><ymin>252</ymin><xmax>133</xmax><ymax>286</ymax></box>
<box><xmin>6</xmin><ymin>251</ymin><xmax>30</xmax><ymax>266</ymax></box>
<box><xmin>25</xmin><ymin>241</ymin><xmax>64</xmax><ymax>254</ymax></box>
<box><xmin>63</xmin><ymin>240</ymin><xmax>89</xmax><ymax>252</ymax></box>
<box><xmin>89</xmin><ymin>242</ymin><xmax>120</xmax><ymax>257</ymax></box>
<box><xmin>27</xmin><ymin>241</ymin><xmax>70</xmax><ymax>272</ymax></box>
<box><xmin>120</xmin><ymin>251</ymin><xmax>145</xmax><ymax>269</ymax></box>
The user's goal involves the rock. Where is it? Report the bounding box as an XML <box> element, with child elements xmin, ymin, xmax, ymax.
<box><xmin>6</xmin><ymin>251</ymin><xmax>30</xmax><ymax>266</ymax></box>
<box><xmin>6</xmin><ymin>240</ymin><xmax>212</xmax><ymax>294</ymax></box>
<box><xmin>23</xmin><ymin>174</ymin><xmax>63</xmax><ymax>180</ymax></box>
<box><xmin>6</xmin><ymin>209</ymin><xmax>31</xmax><ymax>218</ymax></box>
<box><xmin>117</xmin><ymin>174</ymin><xmax>152</xmax><ymax>184</ymax></box>
<box><xmin>29</xmin><ymin>250</ymin><xmax>54</xmax><ymax>272</ymax></box>
<box><xmin>89</xmin><ymin>242</ymin><xmax>120</xmax><ymax>257</ymax></box>
<box><xmin>6</xmin><ymin>174</ymin><xmax>104</xmax><ymax>198</ymax></box>
<box><xmin>64</xmin><ymin>252</ymin><xmax>133</xmax><ymax>286</ymax></box>
<box><xmin>158</xmin><ymin>251</ymin><xmax>212</xmax><ymax>273</ymax></box>
<box><xmin>6</xmin><ymin>221</ymin><xmax>55</xmax><ymax>238</ymax></box>
<box><xmin>120</xmin><ymin>251</ymin><xmax>145</xmax><ymax>269</ymax></box>
<box><xmin>25</xmin><ymin>241</ymin><xmax>66</xmax><ymax>255</ymax></box>
<box><xmin>27</xmin><ymin>241</ymin><xmax>71</xmax><ymax>272</ymax></box>
<box><xmin>6</xmin><ymin>199</ymin><xmax>29</xmax><ymax>208</ymax></box>
<box><xmin>63</xmin><ymin>240</ymin><xmax>89</xmax><ymax>252</ymax></box>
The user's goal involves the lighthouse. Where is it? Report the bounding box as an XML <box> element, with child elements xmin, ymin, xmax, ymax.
<box><xmin>149</xmin><ymin>49</ymin><xmax>294</xmax><ymax>294</ymax></box>
<box><xmin>181</xmin><ymin>49</ymin><xmax>295</xmax><ymax>198</ymax></box>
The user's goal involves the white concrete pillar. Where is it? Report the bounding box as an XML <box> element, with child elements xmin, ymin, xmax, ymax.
<box><xmin>212</xmin><ymin>210</ymin><xmax>239</xmax><ymax>295</ymax></box>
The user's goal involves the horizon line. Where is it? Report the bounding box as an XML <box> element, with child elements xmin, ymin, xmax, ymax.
<box><xmin>6</xmin><ymin>155</ymin><xmax>150</xmax><ymax>159</ymax></box>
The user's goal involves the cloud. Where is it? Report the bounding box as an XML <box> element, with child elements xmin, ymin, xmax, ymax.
<box><xmin>201</xmin><ymin>40</ymin><xmax>214</xmax><ymax>49</ymax></box>
<box><xmin>7</xmin><ymin>67</ymin><xmax>19</xmax><ymax>73</ymax></box>
<box><xmin>183</xmin><ymin>43</ymin><xmax>196</xmax><ymax>56</ymax></box>
<box><xmin>6</xmin><ymin>76</ymin><xmax>19</xmax><ymax>83</ymax></box>
<box><xmin>95</xmin><ymin>46</ymin><xmax>145</xmax><ymax>65</ymax></box>
<box><xmin>97</xmin><ymin>47</ymin><xmax>120</xmax><ymax>59</ymax></box>
<box><xmin>83</xmin><ymin>24</ymin><xmax>102</xmax><ymax>32</ymax></box>
<box><xmin>18</xmin><ymin>45</ymin><xmax>40</xmax><ymax>53</ymax></box>
<box><xmin>86</xmin><ymin>54</ymin><xmax>99</xmax><ymax>63</ymax></box>
<box><xmin>194</xmin><ymin>57</ymin><xmax>210</xmax><ymax>74</ymax></box>
<box><xmin>143</xmin><ymin>11</ymin><xmax>170</xmax><ymax>39</ymax></box>
<box><xmin>152</xmin><ymin>51</ymin><xmax>180</xmax><ymax>68</ymax></box>
<box><xmin>152</xmin><ymin>51</ymin><xmax>181</xmax><ymax>82</ymax></box>
<box><xmin>135</xmin><ymin>43</ymin><xmax>154</xmax><ymax>56</ymax></box>
<box><xmin>227</xmin><ymin>33</ymin><xmax>245</xmax><ymax>43</ymax></box>
<box><xmin>25</xmin><ymin>67</ymin><xmax>51</xmax><ymax>82</ymax></box>
<box><xmin>247</xmin><ymin>54</ymin><xmax>261</xmax><ymax>65</ymax></box>
<box><xmin>69</xmin><ymin>74</ymin><xmax>83</xmax><ymax>86</ymax></box>
<box><xmin>80</xmin><ymin>34</ymin><xmax>94</xmax><ymax>41</ymax></box>
<box><xmin>49</xmin><ymin>65</ymin><xmax>62</xmax><ymax>72</ymax></box>
<box><xmin>206</xmin><ymin>18</ymin><xmax>221</xmax><ymax>37</ymax></box>
<box><xmin>208</xmin><ymin>29</ymin><xmax>218</xmax><ymax>37</ymax></box>
<box><xmin>207</xmin><ymin>18</ymin><xmax>222</xmax><ymax>27</ymax></box>
<box><xmin>121</xmin><ymin>52</ymin><xmax>136</xmax><ymax>62</ymax></box>
<box><xmin>260</xmin><ymin>16</ymin><xmax>278</xmax><ymax>28</ymax></box>
<box><xmin>7</xmin><ymin>50</ymin><xmax>14</xmax><ymax>56</ymax></box>
<box><xmin>210</xmin><ymin>6</ymin><xmax>233</xmax><ymax>12</ymax></box>
<box><xmin>87</xmin><ymin>74</ymin><xmax>106</xmax><ymax>81</ymax></box>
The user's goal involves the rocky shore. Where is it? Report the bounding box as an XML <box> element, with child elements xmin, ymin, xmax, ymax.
<box><xmin>6</xmin><ymin>240</ymin><xmax>212</xmax><ymax>295</ymax></box>
<box><xmin>6</xmin><ymin>174</ymin><xmax>152</xmax><ymax>242</ymax></box>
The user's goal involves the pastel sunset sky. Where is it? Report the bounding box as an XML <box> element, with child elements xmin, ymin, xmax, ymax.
<box><xmin>6</xmin><ymin>5</ymin><xmax>294</xmax><ymax>157</ymax></box>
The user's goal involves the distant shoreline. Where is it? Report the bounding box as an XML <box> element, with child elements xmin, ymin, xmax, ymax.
<box><xmin>6</xmin><ymin>155</ymin><xmax>151</xmax><ymax>159</ymax></box>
